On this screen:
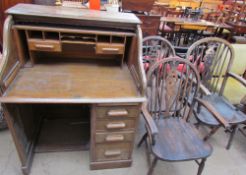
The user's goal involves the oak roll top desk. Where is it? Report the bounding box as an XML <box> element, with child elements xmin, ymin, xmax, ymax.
<box><xmin>0</xmin><ymin>4</ymin><xmax>146</xmax><ymax>175</ymax></box>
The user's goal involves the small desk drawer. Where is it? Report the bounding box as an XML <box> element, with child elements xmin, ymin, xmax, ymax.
<box><xmin>95</xmin><ymin>105</ymin><xmax>139</xmax><ymax>119</ymax></box>
<box><xmin>95</xmin><ymin>142</ymin><xmax>131</xmax><ymax>161</ymax></box>
<box><xmin>95</xmin><ymin>43</ymin><xmax>124</xmax><ymax>54</ymax></box>
<box><xmin>28</xmin><ymin>39</ymin><xmax>61</xmax><ymax>52</ymax></box>
<box><xmin>95</xmin><ymin>131</ymin><xmax>134</xmax><ymax>143</ymax></box>
<box><xmin>96</xmin><ymin>119</ymin><xmax>135</xmax><ymax>131</ymax></box>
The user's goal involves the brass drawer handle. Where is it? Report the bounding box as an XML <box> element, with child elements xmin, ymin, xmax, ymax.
<box><xmin>105</xmin><ymin>134</ymin><xmax>124</xmax><ymax>142</ymax></box>
<box><xmin>107</xmin><ymin>109</ymin><xmax>128</xmax><ymax>117</ymax></box>
<box><xmin>104</xmin><ymin>150</ymin><xmax>121</xmax><ymax>157</ymax></box>
<box><xmin>106</xmin><ymin>122</ymin><xmax>126</xmax><ymax>129</ymax></box>
<box><xmin>35</xmin><ymin>44</ymin><xmax>55</xmax><ymax>50</ymax></box>
<box><xmin>102</xmin><ymin>48</ymin><xmax>119</xmax><ymax>52</ymax></box>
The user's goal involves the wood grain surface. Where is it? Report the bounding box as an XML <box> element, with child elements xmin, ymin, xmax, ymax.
<box><xmin>6</xmin><ymin>3</ymin><xmax>141</xmax><ymax>25</ymax></box>
<box><xmin>1</xmin><ymin>60</ymin><xmax>144</xmax><ymax>102</ymax></box>
<box><xmin>1</xmin><ymin>61</ymin><xmax>141</xmax><ymax>103</ymax></box>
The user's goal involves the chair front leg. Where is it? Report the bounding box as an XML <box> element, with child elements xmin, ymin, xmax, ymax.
<box><xmin>147</xmin><ymin>156</ymin><xmax>158</xmax><ymax>175</ymax></box>
<box><xmin>145</xmin><ymin>136</ymin><xmax>152</xmax><ymax>166</ymax></box>
<box><xmin>226</xmin><ymin>125</ymin><xmax>238</xmax><ymax>150</ymax></box>
<box><xmin>194</xmin><ymin>121</ymin><xmax>201</xmax><ymax>129</ymax></box>
<box><xmin>197</xmin><ymin>158</ymin><xmax>206</xmax><ymax>175</ymax></box>
<box><xmin>137</xmin><ymin>132</ymin><xmax>148</xmax><ymax>148</ymax></box>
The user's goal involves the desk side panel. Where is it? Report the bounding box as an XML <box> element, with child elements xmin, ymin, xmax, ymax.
<box><xmin>127</xmin><ymin>25</ymin><xmax>146</xmax><ymax>96</ymax></box>
<box><xmin>2</xmin><ymin>103</ymin><xmax>40</xmax><ymax>175</ymax></box>
<box><xmin>0</xmin><ymin>15</ymin><xmax>21</xmax><ymax>93</ymax></box>
<box><xmin>0</xmin><ymin>16</ymin><xmax>36</xmax><ymax>175</ymax></box>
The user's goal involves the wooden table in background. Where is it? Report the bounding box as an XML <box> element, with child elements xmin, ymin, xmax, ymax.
<box><xmin>161</xmin><ymin>17</ymin><xmax>215</xmax><ymax>31</ymax></box>
<box><xmin>227</xmin><ymin>21</ymin><xmax>246</xmax><ymax>35</ymax></box>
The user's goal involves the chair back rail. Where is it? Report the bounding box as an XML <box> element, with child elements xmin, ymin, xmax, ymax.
<box><xmin>186</xmin><ymin>37</ymin><xmax>234</xmax><ymax>95</ymax></box>
<box><xmin>142</xmin><ymin>36</ymin><xmax>175</xmax><ymax>70</ymax></box>
<box><xmin>146</xmin><ymin>56</ymin><xmax>200</xmax><ymax>120</ymax></box>
<box><xmin>165</xmin><ymin>10</ymin><xmax>183</xmax><ymax>17</ymax></box>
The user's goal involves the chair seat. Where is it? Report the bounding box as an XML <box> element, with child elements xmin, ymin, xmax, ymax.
<box><xmin>161</xmin><ymin>24</ymin><xmax>173</xmax><ymax>32</ymax></box>
<box><xmin>232</xmin><ymin>36</ymin><xmax>246</xmax><ymax>44</ymax></box>
<box><xmin>152</xmin><ymin>118</ymin><xmax>212</xmax><ymax>161</ymax></box>
<box><xmin>197</xmin><ymin>95</ymin><xmax>246</xmax><ymax>126</ymax></box>
<box><xmin>201</xmin><ymin>30</ymin><xmax>214</xmax><ymax>36</ymax></box>
<box><xmin>222</xmin><ymin>29</ymin><xmax>231</xmax><ymax>34</ymax></box>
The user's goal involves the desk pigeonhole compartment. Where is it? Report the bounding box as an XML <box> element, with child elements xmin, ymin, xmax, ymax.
<box><xmin>22</xmin><ymin>27</ymin><xmax>130</xmax><ymax>66</ymax></box>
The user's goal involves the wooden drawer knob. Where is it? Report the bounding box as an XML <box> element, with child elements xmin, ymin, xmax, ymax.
<box><xmin>35</xmin><ymin>44</ymin><xmax>55</xmax><ymax>50</ymax></box>
<box><xmin>106</xmin><ymin>122</ymin><xmax>126</xmax><ymax>129</ymax></box>
<box><xmin>105</xmin><ymin>134</ymin><xmax>124</xmax><ymax>142</ymax></box>
<box><xmin>107</xmin><ymin>109</ymin><xmax>128</xmax><ymax>117</ymax></box>
<box><xmin>104</xmin><ymin>150</ymin><xmax>121</xmax><ymax>157</ymax></box>
<box><xmin>102</xmin><ymin>47</ymin><xmax>119</xmax><ymax>53</ymax></box>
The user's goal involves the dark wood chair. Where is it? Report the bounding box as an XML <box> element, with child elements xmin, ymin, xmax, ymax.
<box><xmin>150</xmin><ymin>5</ymin><xmax>162</xmax><ymax>15</ymax></box>
<box><xmin>163</xmin><ymin>9</ymin><xmax>183</xmax><ymax>32</ymax></box>
<box><xmin>142</xmin><ymin>36</ymin><xmax>175</xmax><ymax>72</ymax></box>
<box><xmin>165</xmin><ymin>10</ymin><xmax>183</xmax><ymax>18</ymax></box>
<box><xmin>201</xmin><ymin>12</ymin><xmax>225</xmax><ymax>38</ymax></box>
<box><xmin>138</xmin><ymin>15</ymin><xmax>161</xmax><ymax>37</ymax></box>
<box><xmin>186</xmin><ymin>37</ymin><xmax>246</xmax><ymax>149</ymax></box>
<box><xmin>160</xmin><ymin>7</ymin><xmax>176</xmax><ymax>17</ymax></box>
<box><xmin>138</xmin><ymin>56</ymin><xmax>212</xmax><ymax>175</ymax></box>
<box><xmin>153</xmin><ymin>4</ymin><xmax>170</xmax><ymax>16</ymax></box>
<box><xmin>160</xmin><ymin>10</ymin><xmax>184</xmax><ymax>45</ymax></box>
<box><xmin>121</xmin><ymin>0</ymin><xmax>155</xmax><ymax>13</ymax></box>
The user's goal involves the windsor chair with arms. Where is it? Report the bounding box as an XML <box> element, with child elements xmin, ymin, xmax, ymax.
<box><xmin>186</xmin><ymin>37</ymin><xmax>246</xmax><ymax>149</ymax></box>
<box><xmin>138</xmin><ymin>56</ymin><xmax>212</xmax><ymax>175</ymax></box>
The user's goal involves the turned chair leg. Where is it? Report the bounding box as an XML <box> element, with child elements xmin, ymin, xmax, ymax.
<box><xmin>226</xmin><ymin>125</ymin><xmax>238</xmax><ymax>150</ymax></box>
<box><xmin>194</xmin><ymin>122</ymin><xmax>201</xmax><ymax>129</ymax></box>
<box><xmin>203</xmin><ymin>126</ymin><xmax>220</xmax><ymax>141</ymax></box>
<box><xmin>147</xmin><ymin>156</ymin><xmax>158</xmax><ymax>175</ymax></box>
<box><xmin>138</xmin><ymin>132</ymin><xmax>148</xmax><ymax>148</ymax></box>
<box><xmin>145</xmin><ymin>137</ymin><xmax>152</xmax><ymax>166</ymax></box>
<box><xmin>197</xmin><ymin>158</ymin><xmax>206</xmax><ymax>175</ymax></box>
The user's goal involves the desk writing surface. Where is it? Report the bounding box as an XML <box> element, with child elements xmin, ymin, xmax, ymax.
<box><xmin>1</xmin><ymin>60</ymin><xmax>142</xmax><ymax>103</ymax></box>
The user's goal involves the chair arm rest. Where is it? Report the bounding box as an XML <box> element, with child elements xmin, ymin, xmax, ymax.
<box><xmin>227</xmin><ymin>72</ymin><xmax>246</xmax><ymax>87</ymax></box>
<box><xmin>195</xmin><ymin>98</ymin><xmax>230</xmax><ymax>128</ymax></box>
<box><xmin>200</xmin><ymin>83</ymin><xmax>212</xmax><ymax>96</ymax></box>
<box><xmin>141</xmin><ymin>103</ymin><xmax>159</xmax><ymax>145</ymax></box>
<box><xmin>141</xmin><ymin>103</ymin><xmax>159</xmax><ymax>136</ymax></box>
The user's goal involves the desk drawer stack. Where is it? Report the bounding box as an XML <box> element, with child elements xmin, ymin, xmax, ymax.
<box><xmin>91</xmin><ymin>104</ymin><xmax>140</xmax><ymax>169</ymax></box>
